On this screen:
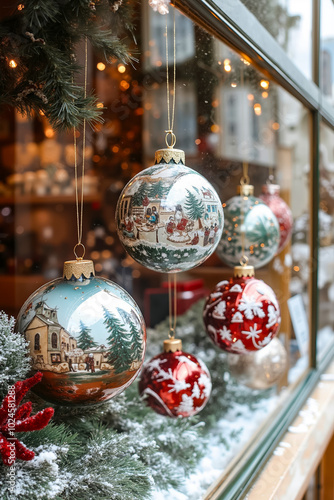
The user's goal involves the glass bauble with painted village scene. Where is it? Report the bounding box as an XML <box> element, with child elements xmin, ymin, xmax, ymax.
<box><xmin>15</xmin><ymin>259</ymin><xmax>146</xmax><ymax>406</ymax></box>
<box><xmin>216</xmin><ymin>185</ymin><xmax>280</xmax><ymax>269</ymax></box>
<box><xmin>116</xmin><ymin>148</ymin><xmax>224</xmax><ymax>273</ymax></box>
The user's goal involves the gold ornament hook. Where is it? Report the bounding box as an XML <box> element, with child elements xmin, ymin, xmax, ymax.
<box><xmin>240</xmin><ymin>175</ymin><xmax>250</xmax><ymax>185</ymax></box>
<box><xmin>240</xmin><ymin>255</ymin><xmax>249</xmax><ymax>267</ymax></box>
<box><xmin>165</xmin><ymin>130</ymin><xmax>176</xmax><ymax>149</ymax></box>
<box><xmin>73</xmin><ymin>242</ymin><xmax>85</xmax><ymax>260</ymax></box>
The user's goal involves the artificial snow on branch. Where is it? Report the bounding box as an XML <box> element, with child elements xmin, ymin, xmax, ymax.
<box><xmin>0</xmin><ymin>311</ymin><xmax>30</xmax><ymax>400</ymax></box>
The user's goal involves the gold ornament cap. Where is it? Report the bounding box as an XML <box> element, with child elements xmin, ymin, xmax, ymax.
<box><xmin>155</xmin><ymin>148</ymin><xmax>185</xmax><ymax>166</ymax></box>
<box><xmin>63</xmin><ymin>259</ymin><xmax>95</xmax><ymax>281</ymax></box>
<box><xmin>163</xmin><ymin>338</ymin><xmax>182</xmax><ymax>353</ymax></box>
<box><xmin>262</xmin><ymin>183</ymin><xmax>280</xmax><ymax>195</ymax></box>
<box><xmin>237</xmin><ymin>184</ymin><xmax>254</xmax><ymax>196</ymax></box>
<box><xmin>234</xmin><ymin>265</ymin><xmax>255</xmax><ymax>278</ymax></box>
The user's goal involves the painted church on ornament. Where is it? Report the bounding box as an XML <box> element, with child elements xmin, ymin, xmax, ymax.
<box><xmin>23</xmin><ymin>301</ymin><xmax>108</xmax><ymax>372</ymax></box>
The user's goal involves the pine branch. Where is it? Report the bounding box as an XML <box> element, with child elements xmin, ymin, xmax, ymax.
<box><xmin>0</xmin><ymin>0</ymin><xmax>136</xmax><ymax>131</ymax></box>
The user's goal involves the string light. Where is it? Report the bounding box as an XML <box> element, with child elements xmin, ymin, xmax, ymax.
<box><xmin>45</xmin><ymin>128</ymin><xmax>55</xmax><ymax>138</ymax></box>
<box><xmin>120</xmin><ymin>80</ymin><xmax>130</xmax><ymax>90</ymax></box>
<box><xmin>231</xmin><ymin>82</ymin><xmax>237</xmax><ymax>88</ymax></box>
<box><xmin>8</xmin><ymin>60</ymin><xmax>17</xmax><ymax>68</ymax></box>
<box><xmin>262</xmin><ymin>91</ymin><xmax>268</xmax><ymax>98</ymax></box>
<box><xmin>254</xmin><ymin>103</ymin><xmax>262</xmax><ymax>116</ymax></box>
<box><xmin>96</xmin><ymin>62</ymin><xmax>106</xmax><ymax>71</ymax></box>
<box><xmin>272</xmin><ymin>122</ymin><xmax>280</xmax><ymax>130</ymax></box>
<box><xmin>117</xmin><ymin>64</ymin><xmax>126</xmax><ymax>73</ymax></box>
<box><xmin>224</xmin><ymin>59</ymin><xmax>231</xmax><ymax>72</ymax></box>
<box><xmin>247</xmin><ymin>94</ymin><xmax>254</xmax><ymax>101</ymax></box>
<box><xmin>260</xmin><ymin>79</ymin><xmax>269</xmax><ymax>90</ymax></box>
<box><xmin>96</xmin><ymin>102</ymin><xmax>104</xmax><ymax>108</ymax></box>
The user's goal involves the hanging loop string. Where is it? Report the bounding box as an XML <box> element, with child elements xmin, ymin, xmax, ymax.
<box><xmin>240</xmin><ymin>161</ymin><xmax>250</xmax><ymax>185</ymax></box>
<box><xmin>168</xmin><ymin>273</ymin><xmax>177</xmax><ymax>338</ymax></box>
<box><xmin>73</xmin><ymin>242</ymin><xmax>86</xmax><ymax>260</ymax></box>
<box><xmin>240</xmin><ymin>254</ymin><xmax>249</xmax><ymax>267</ymax></box>
<box><xmin>267</xmin><ymin>166</ymin><xmax>275</xmax><ymax>184</ymax></box>
<box><xmin>165</xmin><ymin>4</ymin><xmax>176</xmax><ymax>142</ymax></box>
<box><xmin>165</xmin><ymin>130</ymin><xmax>176</xmax><ymax>148</ymax></box>
<box><xmin>73</xmin><ymin>36</ymin><xmax>88</xmax><ymax>257</ymax></box>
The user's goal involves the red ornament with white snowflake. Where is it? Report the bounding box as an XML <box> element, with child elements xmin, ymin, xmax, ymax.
<box><xmin>138</xmin><ymin>339</ymin><xmax>211</xmax><ymax>418</ymax></box>
<box><xmin>259</xmin><ymin>184</ymin><xmax>293</xmax><ymax>252</ymax></box>
<box><xmin>203</xmin><ymin>265</ymin><xmax>281</xmax><ymax>353</ymax></box>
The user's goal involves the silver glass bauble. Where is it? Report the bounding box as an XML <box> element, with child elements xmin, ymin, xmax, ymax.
<box><xmin>227</xmin><ymin>337</ymin><xmax>287</xmax><ymax>389</ymax></box>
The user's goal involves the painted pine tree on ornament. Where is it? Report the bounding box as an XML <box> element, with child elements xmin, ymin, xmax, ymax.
<box><xmin>130</xmin><ymin>318</ymin><xmax>144</xmax><ymax>361</ymax></box>
<box><xmin>184</xmin><ymin>189</ymin><xmax>205</xmax><ymax>229</ymax></box>
<box><xmin>103</xmin><ymin>306</ymin><xmax>133</xmax><ymax>374</ymax></box>
<box><xmin>77</xmin><ymin>321</ymin><xmax>98</xmax><ymax>350</ymax></box>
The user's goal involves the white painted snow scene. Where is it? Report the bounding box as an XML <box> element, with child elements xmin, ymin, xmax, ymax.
<box><xmin>116</xmin><ymin>162</ymin><xmax>224</xmax><ymax>272</ymax></box>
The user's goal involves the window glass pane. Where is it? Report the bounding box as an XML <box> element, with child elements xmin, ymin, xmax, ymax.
<box><xmin>240</xmin><ymin>0</ymin><xmax>313</xmax><ymax>80</ymax></box>
<box><xmin>0</xmin><ymin>4</ymin><xmax>312</xmax><ymax>498</ymax></box>
<box><xmin>320</xmin><ymin>0</ymin><xmax>334</xmax><ymax>106</ymax></box>
<box><xmin>318</xmin><ymin>122</ymin><xmax>334</xmax><ymax>358</ymax></box>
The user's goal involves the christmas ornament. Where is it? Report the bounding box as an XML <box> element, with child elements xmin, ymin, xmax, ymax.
<box><xmin>116</xmin><ymin>148</ymin><xmax>224</xmax><ymax>273</ymax></box>
<box><xmin>259</xmin><ymin>183</ymin><xmax>293</xmax><ymax>252</ymax></box>
<box><xmin>216</xmin><ymin>184</ymin><xmax>279</xmax><ymax>269</ymax></box>
<box><xmin>149</xmin><ymin>0</ymin><xmax>170</xmax><ymax>15</ymax></box>
<box><xmin>0</xmin><ymin>372</ymin><xmax>54</xmax><ymax>465</ymax></box>
<box><xmin>16</xmin><ymin>259</ymin><xmax>146</xmax><ymax>406</ymax></box>
<box><xmin>227</xmin><ymin>337</ymin><xmax>288</xmax><ymax>390</ymax></box>
<box><xmin>139</xmin><ymin>338</ymin><xmax>211</xmax><ymax>417</ymax></box>
<box><xmin>203</xmin><ymin>264</ymin><xmax>281</xmax><ymax>353</ymax></box>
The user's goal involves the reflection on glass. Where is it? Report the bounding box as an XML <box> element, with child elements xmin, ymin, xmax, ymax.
<box><xmin>143</xmin><ymin>6</ymin><xmax>311</xmax><ymax>497</ymax></box>
<box><xmin>0</xmin><ymin>2</ymin><xmax>314</xmax><ymax>498</ymax></box>
<box><xmin>320</xmin><ymin>0</ymin><xmax>334</xmax><ymax>105</ymax></box>
<box><xmin>240</xmin><ymin>0</ymin><xmax>312</xmax><ymax>79</ymax></box>
<box><xmin>318</xmin><ymin>123</ymin><xmax>334</xmax><ymax>357</ymax></box>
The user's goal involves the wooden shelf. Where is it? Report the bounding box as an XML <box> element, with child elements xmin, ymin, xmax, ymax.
<box><xmin>0</xmin><ymin>194</ymin><xmax>101</xmax><ymax>205</ymax></box>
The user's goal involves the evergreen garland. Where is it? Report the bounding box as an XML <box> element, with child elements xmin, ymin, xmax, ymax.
<box><xmin>0</xmin><ymin>0</ymin><xmax>135</xmax><ymax>131</ymax></box>
<box><xmin>0</xmin><ymin>312</ymin><xmax>30</xmax><ymax>400</ymax></box>
<box><xmin>0</xmin><ymin>302</ymin><xmax>274</xmax><ymax>499</ymax></box>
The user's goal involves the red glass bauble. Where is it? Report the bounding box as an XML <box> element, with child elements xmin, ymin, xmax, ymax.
<box><xmin>138</xmin><ymin>349</ymin><xmax>211</xmax><ymax>418</ymax></box>
<box><xmin>203</xmin><ymin>272</ymin><xmax>281</xmax><ymax>353</ymax></box>
<box><xmin>259</xmin><ymin>184</ymin><xmax>293</xmax><ymax>252</ymax></box>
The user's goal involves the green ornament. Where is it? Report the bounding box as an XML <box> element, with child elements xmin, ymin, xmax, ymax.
<box><xmin>216</xmin><ymin>193</ymin><xmax>279</xmax><ymax>268</ymax></box>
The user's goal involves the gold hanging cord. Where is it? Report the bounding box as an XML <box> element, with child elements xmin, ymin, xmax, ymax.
<box><xmin>239</xmin><ymin>63</ymin><xmax>249</xmax><ymax>266</ymax></box>
<box><xmin>168</xmin><ymin>273</ymin><xmax>178</xmax><ymax>338</ymax></box>
<box><xmin>165</xmin><ymin>6</ymin><xmax>178</xmax><ymax>338</ymax></box>
<box><xmin>73</xmin><ymin>37</ymin><xmax>88</xmax><ymax>260</ymax></box>
<box><xmin>165</xmin><ymin>4</ymin><xmax>176</xmax><ymax>149</ymax></box>
<box><xmin>239</xmin><ymin>64</ymin><xmax>250</xmax><ymax>186</ymax></box>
